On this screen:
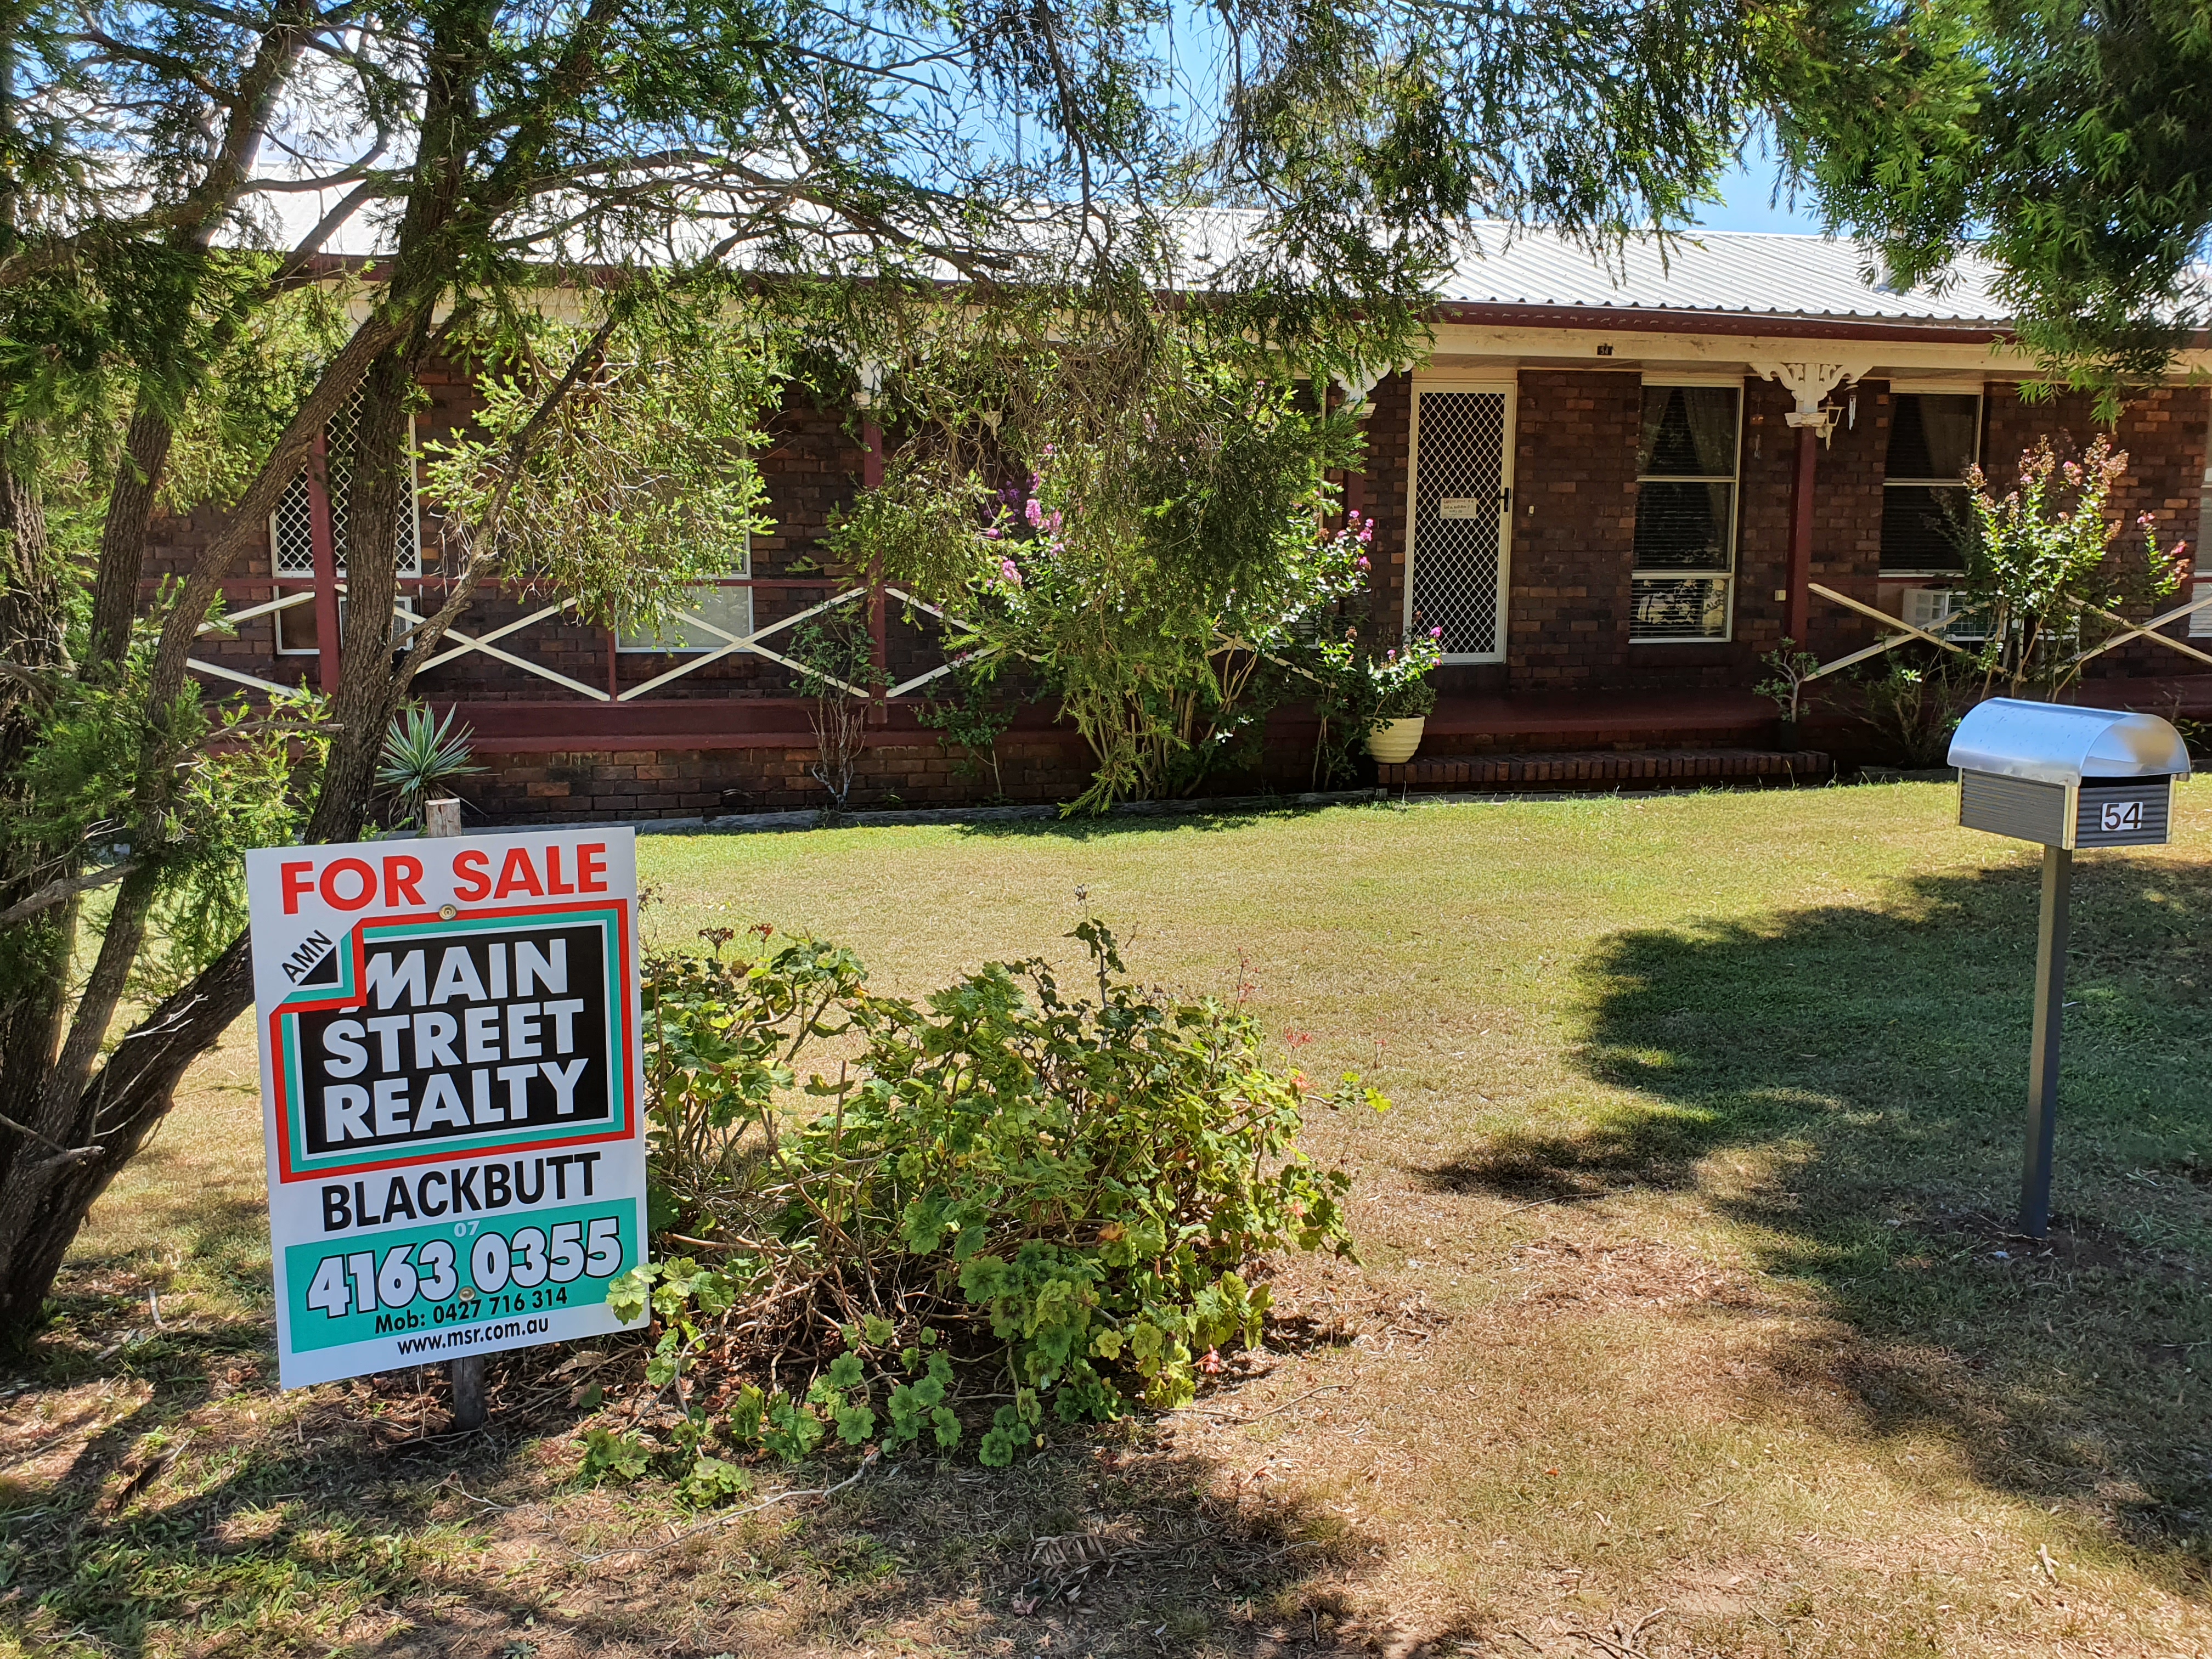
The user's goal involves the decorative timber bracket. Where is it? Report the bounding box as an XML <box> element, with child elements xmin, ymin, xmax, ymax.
<box><xmin>850</xmin><ymin>356</ymin><xmax>889</xmax><ymax>410</ymax></box>
<box><xmin>1751</xmin><ymin>358</ymin><xmax>1876</xmax><ymax>447</ymax></box>
<box><xmin>1336</xmin><ymin>360</ymin><xmax>1406</xmax><ymax>421</ymax></box>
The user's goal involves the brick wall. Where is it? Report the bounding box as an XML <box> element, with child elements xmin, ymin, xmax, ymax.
<box><xmin>1801</xmin><ymin>377</ymin><xmax>1891</xmax><ymax>666</ymax></box>
<box><xmin>1505</xmin><ymin>368</ymin><xmax>1640</xmax><ymax>688</ymax></box>
<box><xmin>1733</xmin><ymin>376</ymin><xmax>1799</xmax><ymax>663</ymax></box>
<box><xmin>1352</xmin><ymin>371</ymin><xmax>1413</xmax><ymax>651</ymax></box>
<box><xmin>465</xmin><ymin>727</ymin><xmax>1105</xmax><ymax>822</ymax></box>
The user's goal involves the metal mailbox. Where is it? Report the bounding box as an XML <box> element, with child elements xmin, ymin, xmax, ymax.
<box><xmin>1945</xmin><ymin>699</ymin><xmax>2191</xmax><ymax>1237</ymax></box>
<box><xmin>1950</xmin><ymin>698</ymin><xmax>2190</xmax><ymax>848</ymax></box>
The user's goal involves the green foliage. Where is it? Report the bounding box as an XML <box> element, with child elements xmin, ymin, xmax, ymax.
<box><xmin>1773</xmin><ymin>0</ymin><xmax>2212</xmax><ymax>404</ymax></box>
<box><xmin>1308</xmin><ymin>574</ymin><xmax>1446</xmax><ymax>785</ymax></box>
<box><xmin>374</xmin><ymin>706</ymin><xmax>483</xmax><ymax>829</ymax></box>
<box><xmin>915</xmin><ymin>651</ymin><xmax>1020</xmax><ymax>797</ymax></box>
<box><xmin>595</xmin><ymin>919</ymin><xmax>1378</xmax><ymax>1486</ymax></box>
<box><xmin>831</xmin><ymin>328</ymin><xmax>1374</xmax><ymax>810</ymax></box>
<box><xmin>0</xmin><ymin>624</ymin><xmax>329</xmax><ymax>1004</ymax></box>
<box><xmin>1859</xmin><ymin>654</ymin><xmax>1975</xmax><ymax>770</ymax></box>
<box><xmin>422</xmin><ymin>306</ymin><xmax>778</xmax><ymax>639</ymax></box>
<box><xmin>1754</xmin><ymin>639</ymin><xmax>1820</xmax><ymax>723</ymax></box>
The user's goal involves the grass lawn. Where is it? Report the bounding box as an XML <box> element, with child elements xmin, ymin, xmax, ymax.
<box><xmin>5</xmin><ymin>779</ymin><xmax>2210</xmax><ymax>1658</ymax></box>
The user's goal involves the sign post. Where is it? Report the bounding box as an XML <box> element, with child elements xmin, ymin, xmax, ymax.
<box><xmin>1946</xmin><ymin>699</ymin><xmax>2190</xmax><ymax>1235</ymax></box>
<box><xmin>246</xmin><ymin>826</ymin><xmax>650</xmax><ymax>1392</ymax></box>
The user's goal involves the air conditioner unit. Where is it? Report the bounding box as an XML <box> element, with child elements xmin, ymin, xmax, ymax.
<box><xmin>1903</xmin><ymin>587</ymin><xmax>1987</xmax><ymax>640</ymax></box>
<box><xmin>2191</xmin><ymin>578</ymin><xmax>2212</xmax><ymax>639</ymax></box>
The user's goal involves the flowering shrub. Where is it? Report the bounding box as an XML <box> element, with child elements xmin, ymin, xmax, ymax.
<box><xmin>826</xmin><ymin>335</ymin><xmax>1373</xmax><ymax>811</ymax></box>
<box><xmin>585</xmin><ymin>919</ymin><xmax>1383</xmax><ymax>1491</ymax></box>
<box><xmin>1305</xmin><ymin>581</ymin><xmax>1446</xmax><ymax>783</ymax></box>
<box><xmin>1962</xmin><ymin>435</ymin><xmax>2187</xmax><ymax>698</ymax></box>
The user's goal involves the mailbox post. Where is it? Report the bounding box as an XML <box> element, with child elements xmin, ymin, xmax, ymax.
<box><xmin>1947</xmin><ymin>699</ymin><xmax>2191</xmax><ymax>1236</ymax></box>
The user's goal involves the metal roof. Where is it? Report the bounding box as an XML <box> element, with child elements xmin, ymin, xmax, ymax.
<box><xmin>264</xmin><ymin>191</ymin><xmax>2022</xmax><ymax>326</ymax></box>
<box><xmin>1177</xmin><ymin>211</ymin><xmax>2014</xmax><ymax>326</ymax></box>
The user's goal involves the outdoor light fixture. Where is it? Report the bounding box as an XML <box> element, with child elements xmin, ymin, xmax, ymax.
<box><xmin>1947</xmin><ymin>699</ymin><xmax>2192</xmax><ymax>1237</ymax></box>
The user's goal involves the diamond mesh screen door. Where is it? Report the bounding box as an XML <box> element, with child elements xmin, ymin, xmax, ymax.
<box><xmin>1407</xmin><ymin>386</ymin><xmax>1513</xmax><ymax>659</ymax></box>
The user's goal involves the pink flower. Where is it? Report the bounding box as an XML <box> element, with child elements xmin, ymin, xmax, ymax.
<box><xmin>999</xmin><ymin>557</ymin><xmax>1023</xmax><ymax>586</ymax></box>
<box><xmin>982</xmin><ymin>526</ymin><xmax>1001</xmax><ymax>539</ymax></box>
<box><xmin>1047</xmin><ymin>511</ymin><xmax>1062</xmax><ymax>534</ymax></box>
<box><xmin>1359</xmin><ymin>523</ymin><xmax>1373</xmax><ymax>543</ymax></box>
<box><xmin>1024</xmin><ymin>498</ymin><xmax>1043</xmax><ymax>528</ymax></box>
<box><xmin>1356</xmin><ymin>556</ymin><xmax>1370</xmax><ymax>572</ymax></box>
<box><xmin>1430</xmin><ymin>626</ymin><xmax>1443</xmax><ymax>640</ymax></box>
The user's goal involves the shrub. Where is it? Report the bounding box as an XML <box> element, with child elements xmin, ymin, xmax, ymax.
<box><xmin>589</xmin><ymin>919</ymin><xmax>1383</xmax><ymax>1491</ymax></box>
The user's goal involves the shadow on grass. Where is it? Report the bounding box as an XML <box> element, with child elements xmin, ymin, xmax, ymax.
<box><xmin>1440</xmin><ymin>855</ymin><xmax>2212</xmax><ymax>1581</ymax></box>
<box><xmin>3</xmin><ymin>1311</ymin><xmax>1396</xmax><ymax>1659</ymax></box>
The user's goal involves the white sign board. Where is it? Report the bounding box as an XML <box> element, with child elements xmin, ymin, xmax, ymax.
<box><xmin>246</xmin><ymin>828</ymin><xmax>649</xmax><ymax>1388</ymax></box>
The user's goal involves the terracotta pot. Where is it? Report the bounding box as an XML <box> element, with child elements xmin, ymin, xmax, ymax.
<box><xmin>1367</xmin><ymin>716</ymin><xmax>1427</xmax><ymax>764</ymax></box>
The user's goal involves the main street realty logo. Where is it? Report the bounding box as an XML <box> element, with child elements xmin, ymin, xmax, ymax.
<box><xmin>269</xmin><ymin>910</ymin><xmax>631</xmax><ymax>1181</ymax></box>
<box><xmin>255</xmin><ymin>842</ymin><xmax>635</xmax><ymax>1184</ymax></box>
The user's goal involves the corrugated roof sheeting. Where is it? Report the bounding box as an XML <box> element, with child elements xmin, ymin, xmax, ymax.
<box><xmin>1436</xmin><ymin>225</ymin><xmax>2006</xmax><ymax>321</ymax></box>
<box><xmin>264</xmin><ymin>190</ymin><xmax>2016</xmax><ymax>325</ymax></box>
<box><xmin>1177</xmin><ymin>210</ymin><xmax>2012</xmax><ymax>324</ymax></box>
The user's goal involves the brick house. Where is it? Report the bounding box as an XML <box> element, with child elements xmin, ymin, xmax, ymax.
<box><xmin>167</xmin><ymin>229</ymin><xmax>2212</xmax><ymax>818</ymax></box>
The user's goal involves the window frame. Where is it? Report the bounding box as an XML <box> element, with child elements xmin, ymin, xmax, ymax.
<box><xmin>270</xmin><ymin>413</ymin><xmax>422</xmax><ymax>656</ymax></box>
<box><xmin>1629</xmin><ymin>380</ymin><xmax>1742</xmax><ymax>645</ymax></box>
<box><xmin>1879</xmin><ymin>389</ymin><xmax>1984</xmax><ymax>579</ymax></box>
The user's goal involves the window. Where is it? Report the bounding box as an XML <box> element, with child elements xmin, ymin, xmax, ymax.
<box><xmin>616</xmin><ymin>551</ymin><xmax>754</xmax><ymax>653</ymax></box>
<box><xmin>1880</xmin><ymin>391</ymin><xmax>1982</xmax><ymax>574</ymax></box>
<box><xmin>269</xmin><ymin>398</ymin><xmax>421</xmax><ymax>654</ymax></box>
<box><xmin>1632</xmin><ymin>383</ymin><xmax>1739</xmax><ymax>641</ymax></box>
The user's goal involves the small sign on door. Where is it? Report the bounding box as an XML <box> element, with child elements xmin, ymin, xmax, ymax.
<box><xmin>1437</xmin><ymin>498</ymin><xmax>1493</xmax><ymax>520</ymax></box>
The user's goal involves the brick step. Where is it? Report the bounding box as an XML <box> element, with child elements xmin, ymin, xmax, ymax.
<box><xmin>1378</xmin><ymin>748</ymin><xmax>1832</xmax><ymax>792</ymax></box>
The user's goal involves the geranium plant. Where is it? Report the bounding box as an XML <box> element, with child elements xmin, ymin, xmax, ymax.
<box><xmin>584</xmin><ymin>918</ymin><xmax>1384</xmax><ymax>1490</ymax></box>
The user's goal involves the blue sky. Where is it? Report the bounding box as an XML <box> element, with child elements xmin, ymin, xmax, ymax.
<box><xmin>1695</xmin><ymin>155</ymin><xmax>1824</xmax><ymax>235</ymax></box>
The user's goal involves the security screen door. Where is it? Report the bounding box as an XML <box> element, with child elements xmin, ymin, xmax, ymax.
<box><xmin>1407</xmin><ymin>383</ymin><xmax>1514</xmax><ymax>661</ymax></box>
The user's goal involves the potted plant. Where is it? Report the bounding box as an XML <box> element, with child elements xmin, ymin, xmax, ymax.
<box><xmin>1755</xmin><ymin>639</ymin><xmax>1819</xmax><ymax>752</ymax></box>
<box><xmin>1365</xmin><ymin>630</ymin><xmax>1444</xmax><ymax>761</ymax></box>
<box><xmin>1312</xmin><ymin>625</ymin><xmax>1443</xmax><ymax>768</ymax></box>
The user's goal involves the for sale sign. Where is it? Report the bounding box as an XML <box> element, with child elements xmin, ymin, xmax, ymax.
<box><xmin>246</xmin><ymin>828</ymin><xmax>649</xmax><ymax>1388</ymax></box>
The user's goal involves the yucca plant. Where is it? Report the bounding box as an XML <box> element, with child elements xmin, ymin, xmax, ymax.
<box><xmin>376</xmin><ymin>706</ymin><xmax>484</xmax><ymax>828</ymax></box>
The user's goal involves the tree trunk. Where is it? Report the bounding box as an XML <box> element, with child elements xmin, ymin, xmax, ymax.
<box><xmin>84</xmin><ymin>405</ymin><xmax>177</xmax><ymax>674</ymax></box>
<box><xmin>0</xmin><ymin>452</ymin><xmax>82</xmax><ymax>1335</ymax></box>
<box><xmin>0</xmin><ymin>935</ymin><xmax>253</xmax><ymax>1335</ymax></box>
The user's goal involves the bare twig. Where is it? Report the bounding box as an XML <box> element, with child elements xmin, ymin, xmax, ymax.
<box><xmin>568</xmin><ymin>1448</ymin><xmax>880</xmax><ymax>1564</ymax></box>
<box><xmin>1183</xmin><ymin>1383</ymin><xmax>1347</xmax><ymax>1421</ymax></box>
<box><xmin>1500</xmin><ymin>1189</ymin><xmax>1617</xmax><ymax>1217</ymax></box>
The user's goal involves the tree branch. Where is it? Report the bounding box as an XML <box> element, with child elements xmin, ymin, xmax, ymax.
<box><xmin>0</xmin><ymin>861</ymin><xmax>140</xmax><ymax>929</ymax></box>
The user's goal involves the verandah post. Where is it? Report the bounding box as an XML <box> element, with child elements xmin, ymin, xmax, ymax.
<box><xmin>862</xmin><ymin>415</ymin><xmax>887</xmax><ymax>719</ymax></box>
<box><xmin>308</xmin><ymin>428</ymin><xmax>341</xmax><ymax>693</ymax></box>
<box><xmin>1785</xmin><ymin>422</ymin><xmax>1817</xmax><ymax>644</ymax></box>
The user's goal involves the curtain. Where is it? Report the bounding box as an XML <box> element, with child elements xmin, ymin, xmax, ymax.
<box><xmin>1638</xmin><ymin>387</ymin><xmax>1740</xmax><ymax>478</ymax></box>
